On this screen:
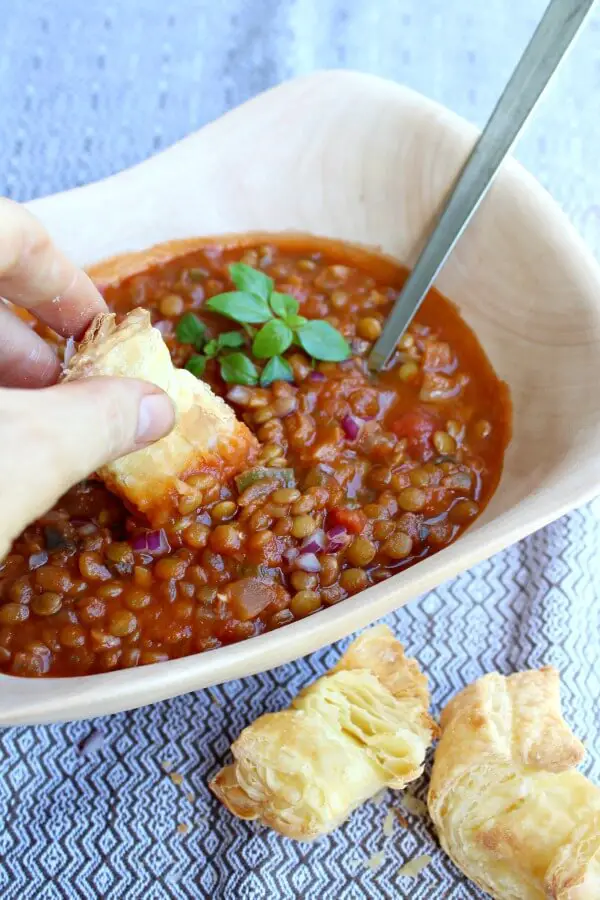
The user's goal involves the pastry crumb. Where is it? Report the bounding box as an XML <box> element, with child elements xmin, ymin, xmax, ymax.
<box><xmin>393</xmin><ymin>810</ymin><xmax>409</xmax><ymax>828</ymax></box>
<box><xmin>161</xmin><ymin>760</ymin><xmax>173</xmax><ymax>772</ymax></box>
<box><xmin>398</xmin><ymin>854</ymin><xmax>432</xmax><ymax>879</ymax></box>
<box><xmin>402</xmin><ymin>794</ymin><xmax>428</xmax><ymax>817</ymax></box>
<box><xmin>365</xmin><ymin>850</ymin><xmax>385</xmax><ymax>871</ymax></box>
<box><xmin>170</xmin><ymin>772</ymin><xmax>184</xmax><ymax>786</ymax></box>
<box><xmin>177</xmin><ymin>823</ymin><xmax>189</xmax><ymax>835</ymax></box>
<box><xmin>186</xmin><ymin>792</ymin><xmax>195</xmax><ymax>803</ymax></box>
<box><xmin>382</xmin><ymin>809</ymin><xmax>395</xmax><ymax>837</ymax></box>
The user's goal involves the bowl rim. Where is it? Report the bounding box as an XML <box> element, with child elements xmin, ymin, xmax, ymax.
<box><xmin>4</xmin><ymin>70</ymin><xmax>600</xmax><ymax>725</ymax></box>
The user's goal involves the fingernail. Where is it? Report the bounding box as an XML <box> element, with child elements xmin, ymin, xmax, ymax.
<box><xmin>136</xmin><ymin>392</ymin><xmax>175</xmax><ymax>445</ymax></box>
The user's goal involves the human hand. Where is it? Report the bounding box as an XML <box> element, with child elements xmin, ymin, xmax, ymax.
<box><xmin>0</xmin><ymin>199</ymin><xmax>175</xmax><ymax>560</ymax></box>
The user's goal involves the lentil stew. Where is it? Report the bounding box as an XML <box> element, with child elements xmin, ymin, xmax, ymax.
<box><xmin>0</xmin><ymin>236</ymin><xmax>511</xmax><ymax>677</ymax></box>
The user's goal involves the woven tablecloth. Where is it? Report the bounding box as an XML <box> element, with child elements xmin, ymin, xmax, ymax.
<box><xmin>2</xmin><ymin>2</ymin><xmax>600</xmax><ymax>897</ymax></box>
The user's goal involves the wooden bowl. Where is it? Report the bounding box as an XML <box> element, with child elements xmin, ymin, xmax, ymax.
<box><xmin>4</xmin><ymin>71</ymin><xmax>600</xmax><ymax>724</ymax></box>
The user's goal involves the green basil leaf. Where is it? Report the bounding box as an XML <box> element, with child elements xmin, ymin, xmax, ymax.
<box><xmin>229</xmin><ymin>263</ymin><xmax>273</xmax><ymax>302</ymax></box>
<box><xmin>175</xmin><ymin>312</ymin><xmax>206</xmax><ymax>348</ymax></box>
<box><xmin>270</xmin><ymin>291</ymin><xmax>299</xmax><ymax>319</ymax></box>
<box><xmin>260</xmin><ymin>355</ymin><xmax>294</xmax><ymax>387</ymax></box>
<box><xmin>219</xmin><ymin>352</ymin><xmax>259</xmax><ymax>385</ymax></box>
<box><xmin>206</xmin><ymin>291</ymin><xmax>272</xmax><ymax>324</ymax></box>
<box><xmin>185</xmin><ymin>354</ymin><xmax>207</xmax><ymax>377</ymax></box>
<box><xmin>296</xmin><ymin>320</ymin><xmax>351</xmax><ymax>361</ymax></box>
<box><xmin>204</xmin><ymin>339</ymin><xmax>219</xmax><ymax>358</ymax></box>
<box><xmin>285</xmin><ymin>314</ymin><xmax>307</xmax><ymax>329</ymax></box>
<box><xmin>252</xmin><ymin>319</ymin><xmax>294</xmax><ymax>359</ymax></box>
<box><xmin>218</xmin><ymin>331</ymin><xmax>246</xmax><ymax>350</ymax></box>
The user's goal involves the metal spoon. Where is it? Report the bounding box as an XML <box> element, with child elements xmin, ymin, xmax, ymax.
<box><xmin>368</xmin><ymin>0</ymin><xmax>596</xmax><ymax>372</ymax></box>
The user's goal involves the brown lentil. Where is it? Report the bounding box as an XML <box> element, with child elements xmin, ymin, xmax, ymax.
<box><xmin>398</xmin><ymin>361</ymin><xmax>419</xmax><ymax>382</ymax></box>
<box><xmin>159</xmin><ymin>293</ymin><xmax>185</xmax><ymax>317</ymax></box>
<box><xmin>271</xmin><ymin>488</ymin><xmax>301</xmax><ymax>505</ymax></box>
<box><xmin>345</xmin><ymin>537</ymin><xmax>377</xmax><ymax>567</ymax></box>
<box><xmin>372</xmin><ymin>520</ymin><xmax>395</xmax><ymax>541</ymax></box>
<box><xmin>0</xmin><ymin>238</ymin><xmax>508</xmax><ymax>677</ymax></box>
<box><xmin>357</xmin><ymin>317</ymin><xmax>382</xmax><ymax>341</ymax></box>
<box><xmin>108</xmin><ymin>610</ymin><xmax>138</xmax><ymax>637</ymax></box>
<box><xmin>397</xmin><ymin>487</ymin><xmax>427</xmax><ymax>513</ymax></box>
<box><xmin>289</xmin><ymin>571</ymin><xmax>319</xmax><ymax>592</ymax></box>
<box><xmin>183</xmin><ymin>523</ymin><xmax>210</xmax><ymax>549</ymax></box>
<box><xmin>154</xmin><ymin>558</ymin><xmax>188</xmax><ymax>581</ymax></box>
<box><xmin>31</xmin><ymin>593</ymin><xmax>63</xmax><ymax>617</ymax></box>
<box><xmin>449</xmin><ymin>499</ymin><xmax>480</xmax><ymax>524</ymax></box>
<box><xmin>211</xmin><ymin>501</ymin><xmax>237</xmax><ymax>522</ymax></box>
<box><xmin>0</xmin><ymin>603</ymin><xmax>30</xmax><ymax>624</ymax></box>
<box><xmin>433</xmin><ymin>431</ymin><xmax>456</xmax><ymax>455</ymax></box>
<box><xmin>381</xmin><ymin>533</ymin><xmax>413</xmax><ymax>559</ymax></box>
<box><xmin>473</xmin><ymin>419</ymin><xmax>492</xmax><ymax>439</ymax></box>
<box><xmin>340</xmin><ymin>569</ymin><xmax>369</xmax><ymax>594</ymax></box>
<box><xmin>290</xmin><ymin>590</ymin><xmax>321</xmax><ymax>618</ymax></box>
<box><xmin>59</xmin><ymin>625</ymin><xmax>86</xmax><ymax>648</ymax></box>
<box><xmin>209</xmin><ymin>525</ymin><xmax>243</xmax><ymax>556</ymax></box>
<box><xmin>291</xmin><ymin>515</ymin><xmax>317</xmax><ymax>539</ymax></box>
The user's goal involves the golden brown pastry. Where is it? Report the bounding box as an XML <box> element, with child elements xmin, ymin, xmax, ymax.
<box><xmin>62</xmin><ymin>310</ymin><xmax>258</xmax><ymax>525</ymax></box>
<box><xmin>210</xmin><ymin>625</ymin><xmax>438</xmax><ymax>840</ymax></box>
<box><xmin>428</xmin><ymin>667</ymin><xmax>600</xmax><ymax>900</ymax></box>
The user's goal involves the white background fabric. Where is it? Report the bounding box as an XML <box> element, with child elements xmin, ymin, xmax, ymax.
<box><xmin>1</xmin><ymin>2</ymin><xmax>599</xmax><ymax>897</ymax></box>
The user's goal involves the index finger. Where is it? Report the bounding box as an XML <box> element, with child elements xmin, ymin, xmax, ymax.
<box><xmin>0</xmin><ymin>198</ymin><xmax>107</xmax><ymax>338</ymax></box>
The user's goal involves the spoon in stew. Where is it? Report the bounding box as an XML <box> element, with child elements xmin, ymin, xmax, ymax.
<box><xmin>368</xmin><ymin>0</ymin><xmax>596</xmax><ymax>372</ymax></box>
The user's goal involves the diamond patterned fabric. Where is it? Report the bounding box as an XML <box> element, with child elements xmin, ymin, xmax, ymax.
<box><xmin>1</xmin><ymin>2</ymin><xmax>600</xmax><ymax>897</ymax></box>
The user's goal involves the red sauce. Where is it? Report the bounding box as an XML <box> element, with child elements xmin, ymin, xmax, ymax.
<box><xmin>0</xmin><ymin>236</ymin><xmax>510</xmax><ymax>677</ymax></box>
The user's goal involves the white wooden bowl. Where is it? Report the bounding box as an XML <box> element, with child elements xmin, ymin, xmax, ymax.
<box><xmin>4</xmin><ymin>71</ymin><xmax>600</xmax><ymax>725</ymax></box>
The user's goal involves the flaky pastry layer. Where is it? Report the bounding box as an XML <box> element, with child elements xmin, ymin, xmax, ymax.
<box><xmin>62</xmin><ymin>310</ymin><xmax>258</xmax><ymax>525</ymax></box>
<box><xmin>210</xmin><ymin>625</ymin><xmax>438</xmax><ymax>840</ymax></box>
<box><xmin>428</xmin><ymin>667</ymin><xmax>600</xmax><ymax>900</ymax></box>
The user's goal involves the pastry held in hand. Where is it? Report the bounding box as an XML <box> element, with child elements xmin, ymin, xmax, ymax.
<box><xmin>62</xmin><ymin>310</ymin><xmax>258</xmax><ymax>525</ymax></box>
<box><xmin>210</xmin><ymin>625</ymin><xmax>438</xmax><ymax>840</ymax></box>
<box><xmin>428</xmin><ymin>667</ymin><xmax>600</xmax><ymax>900</ymax></box>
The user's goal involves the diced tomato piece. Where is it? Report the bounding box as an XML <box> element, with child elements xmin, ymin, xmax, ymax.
<box><xmin>423</xmin><ymin>339</ymin><xmax>453</xmax><ymax>371</ymax></box>
<box><xmin>225</xmin><ymin>577</ymin><xmax>279</xmax><ymax>621</ymax></box>
<box><xmin>390</xmin><ymin>409</ymin><xmax>436</xmax><ymax>441</ymax></box>
<box><xmin>390</xmin><ymin>409</ymin><xmax>438</xmax><ymax>458</ymax></box>
<box><xmin>328</xmin><ymin>508</ymin><xmax>368</xmax><ymax>534</ymax></box>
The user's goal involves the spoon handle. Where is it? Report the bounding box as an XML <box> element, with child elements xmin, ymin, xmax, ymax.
<box><xmin>368</xmin><ymin>0</ymin><xmax>596</xmax><ymax>372</ymax></box>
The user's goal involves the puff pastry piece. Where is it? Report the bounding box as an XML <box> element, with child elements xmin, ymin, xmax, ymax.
<box><xmin>62</xmin><ymin>310</ymin><xmax>258</xmax><ymax>525</ymax></box>
<box><xmin>428</xmin><ymin>667</ymin><xmax>600</xmax><ymax>900</ymax></box>
<box><xmin>210</xmin><ymin>625</ymin><xmax>438</xmax><ymax>840</ymax></box>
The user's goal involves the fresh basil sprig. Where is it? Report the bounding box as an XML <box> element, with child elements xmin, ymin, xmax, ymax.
<box><xmin>207</xmin><ymin>263</ymin><xmax>350</xmax><ymax>363</ymax></box>
<box><xmin>220</xmin><ymin>352</ymin><xmax>259</xmax><ymax>386</ymax></box>
<box><xmin>179</xmin><ymin>262</ymin><xmax>350</xmax><ymax>386</ymax></box>
<box><xmin>175</xmin><ymin>312</ymin><xmax>206</xmax><ymax>349</ymax></box>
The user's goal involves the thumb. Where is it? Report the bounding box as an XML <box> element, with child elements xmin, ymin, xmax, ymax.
<box><xmin>0</xmin><ymin>377</ymin><xmax>174</xmax><ymax>558</ymax></box>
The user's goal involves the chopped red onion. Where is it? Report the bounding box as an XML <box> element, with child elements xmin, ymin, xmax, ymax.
<box><xmin>63</xmin><ymin>336</ymin><xmax>76</xmax><ymax>367</ymax></box>
<box><xmin>300</xmin><ymin>529</ymin><xmax>326</xmax><ymax>555</ymax></box>
<box><xmin>131</xmin><ymin>529</ymin><xmax>170</xmax><ymax>555</ymax></box>
<box><xmin>154</xmin><ymin>320</ymin><xmax>171</xmax><ymax>337</ymax></box>
<box><xmin>283</xmin><ymin>548</ymin><xmax>299</xmax><ymax>565</ymax></box>
<box><xmin>341</xmin><ymin>413</ymin><xmax>364</xmax><ymax>441</ymax></box>
<box><xmin>227</xmin><ymin>385</ymin><xmax>251</xmax><ymax>404</ymax></box>
<box><xmin>77</xmin><ymin>523</ymin><xmax>97</xmax><ymax>537</ymax></box>
<box><xmin>308</xmin><ymin>371</ymin><xmax>326</xmax><ymax>382</ymax></box>
<box><xmin>295</xmin><ymin>553</ymin><xmax>322</xmax><ymax>573</ymax></box>
<box><xmin>131</xmin><ymin>534</ymin><xmax>148</xmax><ymax>552</ymax></box>
<box><xmin>326</xmin><ymin>525</ymin><xmax>350</xmax><ymax>553</ymax></box>
<box><xmin>29</xmin><ymin>551</ymin><xmax>48</xmax><ymax>571</ymax></box>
